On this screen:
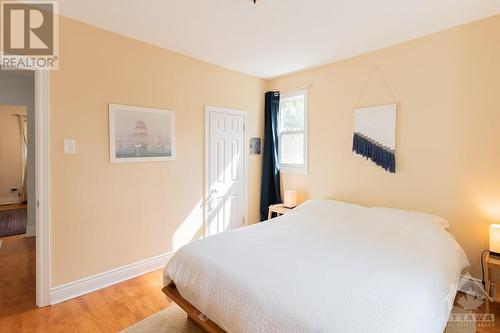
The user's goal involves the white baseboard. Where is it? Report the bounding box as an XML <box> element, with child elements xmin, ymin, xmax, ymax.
<box><xmin>458</xmin><ymin>274</ymin><xmax>494</xmax><ymax>300</ymax></box>
<box><xmin>0</xmin><ymin>196</ymin><xmax>21</xmax><ymax>205</ymax></box>
<box><xmin>50</xmin><ymin>251</ymin><xmax>175</xmax><ymax>305</ymax></box>
<box><xmin>25</xmin><ymin>224</ymin><xmax>35</xmax><ymax>237</ymax></box>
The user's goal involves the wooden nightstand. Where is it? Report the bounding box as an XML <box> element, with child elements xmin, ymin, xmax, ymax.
<box><xmin>268</xmin><ymin>204</ymin><xmax>293</xmax><ymax>220</ymax></box>
<box><xmin>485</xmin><ymin>252</ymin><xmax>500</xmax><ymax>313</ymax></box>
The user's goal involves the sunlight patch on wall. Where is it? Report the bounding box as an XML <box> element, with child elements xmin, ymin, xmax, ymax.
<box><xmin>172</xmin><ymin>200</ymin><xmax>203</xmax><ymax>250</ymax></box>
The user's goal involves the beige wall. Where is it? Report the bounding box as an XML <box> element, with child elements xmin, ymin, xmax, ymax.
<box><xmin>50</xmin><ymin>17</ymin><xmax>265</xmax><ymax>286</ymax></box>
<box><xmin>268</xmin><ymin>15</ymin><xmax>500</xmax><ymax>277</ymax></box>
<box><xmin>51</xmin><ymin>13</ymin><xmax>500</xmax><ymax>285</ymax></box>
<box><xmin>0</xmin><ymin>105</ymin><xmax>26</xmax><ymax>202</ymax></box>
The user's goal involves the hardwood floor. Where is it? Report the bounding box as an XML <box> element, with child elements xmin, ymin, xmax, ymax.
<box><xmin>0</xmin><ymin>203</ymin><xmax>27</xmax><ymax>212</ymax></box>
<box><xmin>476</xmin><ymin>297</ymin><xmax>500</xmax><ymax>333</ymax></box>
<box><xmin>0</xmin><ymin>235</ymin><xmax>170</xmax><ymax>333</ymax></box>
<box><xmin>1</xmin><ymin>234</ymin><xmax>500</xmax><ymax>333</ymax></box>
<box><xmin>450</xmin><ymin>291</ymin><xmax>500</xmax><ymax>333</ymax></box>
<box><xmin>0</xmin><ymin>234</ymin><xmax>36</xmax><ymax>318</ymax></box>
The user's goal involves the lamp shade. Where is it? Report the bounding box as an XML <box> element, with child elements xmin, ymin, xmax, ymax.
<box><xmin>489</xmin><ymin>224</ymin><xmax>500</xmax><ymax>255</ymax></box>
<box><xmin>284</xmin><ymin>191</ymin><xmax>298</xmax><ymax>208</ymax></box>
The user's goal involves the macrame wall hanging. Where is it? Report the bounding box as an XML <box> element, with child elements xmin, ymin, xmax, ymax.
<box><xmin>352</xmin><ymin>66</ymin><xmax>397</xmax><ymax>173</ymax></box>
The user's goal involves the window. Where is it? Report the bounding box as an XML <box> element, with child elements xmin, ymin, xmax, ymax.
<box><xmin>278</xmin><ymin>89</ymin><xmax>308</xmax><ymax>173</ymax></box>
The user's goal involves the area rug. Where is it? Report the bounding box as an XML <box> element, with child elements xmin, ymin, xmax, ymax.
<box><xmin>121</xmin><ymin>304</ymin><xmax>203</xmax><ymax>333</ymax></box>
<box><xmin>121</xmin><ymin>304</ymin><xmax>475</xmax><ymax>333</ymax></box>
<box><xmin>0</xmin><ymin>208</ymin><xmax>27</xmax><ymax>237</ymax></box>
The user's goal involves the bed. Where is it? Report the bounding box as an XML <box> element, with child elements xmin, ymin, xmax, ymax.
<box><xmin>163</xmin><ymin>199</ymin><xmax>469</xmax><ymax>333</ymax></box>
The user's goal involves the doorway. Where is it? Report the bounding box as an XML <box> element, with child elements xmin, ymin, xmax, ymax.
<box><xmin>204</xmin><ymin>106</ymin><xmax>248</xmax><ymax>237</ymax></box>
<box><xmin>0</xmin><ymin>68</ymin><xmax>50</xmax><ymax>308</ymax></box>
<box><xmin>0</xmin><ymin>70</ymin><xmax>36</xmax><ymax>315</ymax></box>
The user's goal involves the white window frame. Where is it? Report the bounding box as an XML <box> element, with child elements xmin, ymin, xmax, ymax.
<box><xmin>278</xmin><ymin>89</ymin><xmax>308</xmax><ymax>174</ymax></box>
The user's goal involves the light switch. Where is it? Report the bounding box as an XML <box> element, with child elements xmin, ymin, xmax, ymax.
<box><xmin>64</xmin><ymin>139</ymin><xmax>76</xmax><ymax>154</ymax></box>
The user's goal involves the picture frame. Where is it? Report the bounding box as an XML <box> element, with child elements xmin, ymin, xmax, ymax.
<box><xmin>109</xmin><ymin>104</ymin><xmax>175</xmax><ymax>163</ymax></box>
<box><xmin>249</xmin><ymin>137</ymin><xmax>261</xmax><ymax>154</ymax></box>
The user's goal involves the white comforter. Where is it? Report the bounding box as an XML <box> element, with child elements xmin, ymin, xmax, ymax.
<box><xmin>164</xmin><ymin>199</ymin><xmax>469</xmax><ymax>333</ymax></box>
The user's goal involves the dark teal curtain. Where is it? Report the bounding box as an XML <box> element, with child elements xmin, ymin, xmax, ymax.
<box><xmin>260</xmin><ymin>91</ymin><xmax>281</xmax><ymax>221</ymax></box>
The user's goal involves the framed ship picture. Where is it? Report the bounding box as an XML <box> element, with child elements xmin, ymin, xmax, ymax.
<box><xmin>109</xmin><ymin>104</ymin><xmax>175</xmax><ymax>163</ymax></box>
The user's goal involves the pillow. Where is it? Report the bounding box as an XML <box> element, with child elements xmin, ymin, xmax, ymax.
<box><xmin>370</xmin><ymin>206</ymin><xmax>450</xmax><ymax>229</ymax></box>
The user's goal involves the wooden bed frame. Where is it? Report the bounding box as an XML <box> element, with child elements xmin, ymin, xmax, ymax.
<box><xmin>162</xmin><ymin>283</ymin><xmax>226</xmax><ymax>333</ymax></box>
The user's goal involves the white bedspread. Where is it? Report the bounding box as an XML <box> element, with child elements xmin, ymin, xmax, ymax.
<box><xmin>164</xmin><ymin>199</ymin><xmax>469</xmax><ymax>333</ymax></box>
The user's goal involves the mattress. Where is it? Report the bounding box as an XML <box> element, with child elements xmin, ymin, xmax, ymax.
<box><xmin>164</xmin><ymin>199</ymin><xmax>469</xmax><ymax>333</ymax></box>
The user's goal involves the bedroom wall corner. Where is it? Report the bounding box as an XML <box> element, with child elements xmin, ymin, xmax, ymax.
<box><xmin>268</xmin><ymin>14</ymin><xmax>500</xmax><ymax>278</ymax></box>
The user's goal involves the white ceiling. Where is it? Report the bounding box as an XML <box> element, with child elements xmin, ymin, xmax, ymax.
<box><xmin>58</xmin><ymin>0</ymin><xmax>500</xmax><ymax>79</ymax></box>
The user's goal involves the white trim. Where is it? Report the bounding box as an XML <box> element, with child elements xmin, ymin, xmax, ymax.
<box><xmin>50</xmin><ymin>251</ymin><xmax>175</xmax><ymax>305</ymax></box>
<box><xmin>108</xmin><ymin>104</ymin><xmax>176</xmax><ymax>163</ymax></box>
<box><xmin>0</xmin><ymin>197</ymin><xmax>22</xmax><ymax>205</ymax></box>
<box><xmin>25</xmin><ymin>224</ymin><xmax>35</xmax><ymax>237</ymax></box>
<box><xmin>204</xmin><ymin>105</ymin><xmax>249</xmax><ymax>236</ymax></box>
<box><xmin>35</xmin><ymin>70</ymin><xmax>51</xmax><ymax>307</ymax></box>
<box><xmin>278</xmin><ymin>89</ymin><xmax>309</xmax><ymax>174</ymax></box>
<box><xmin>282</xmin><ymin>84</ymin><xmax>312</xmax><ymax>94</ymax></box>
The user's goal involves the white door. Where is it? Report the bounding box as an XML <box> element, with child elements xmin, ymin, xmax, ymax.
<box><xmin>206</xmin><ymin>108</ymin><xmax>246</xmax><ymax>237</ymax></box>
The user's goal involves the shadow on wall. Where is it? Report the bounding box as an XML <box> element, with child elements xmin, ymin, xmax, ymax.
<box><xmin>172</xmin><ymin>149</ymin><xmax>244</xmax><ymax>249</ymax></box>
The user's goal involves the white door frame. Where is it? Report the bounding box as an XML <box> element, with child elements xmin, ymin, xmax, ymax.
<box><xmin>204</xmin><ymin>106</ymin><xmax>248</xmax><ymax>237</ymax></box>
<box><xmin>35</xmin><ymin>70</ymin><xmax>51</xmax><ymax>306</ymax></box>
<box><xmin>1</xmin><ymin>67</ymin><xmax>51</xmax><ymax>306</ymax></box>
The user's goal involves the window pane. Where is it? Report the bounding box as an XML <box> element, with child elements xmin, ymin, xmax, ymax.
<box><xmin>281</xmin><ymin>133</ymin><xmax>304</xmax><ymax>165</ymax></box>
<box><xmin>280</xmin><ymin>95</ymin><xmax>304</xmax><ymax>131</ymax></box>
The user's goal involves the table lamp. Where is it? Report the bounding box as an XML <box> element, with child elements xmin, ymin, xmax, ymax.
<box><xmin>489</xmin><ymin>224</ymin><xmax>500</xmax><ymax>256</ymax></box>
<box><xmin>284</xmin><ymin>191</ymin><xmax>298</xmax><ymax>208</ymax></box>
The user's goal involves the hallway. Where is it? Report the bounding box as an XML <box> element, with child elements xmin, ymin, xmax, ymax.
<box><xmin>0</xmin><ymin>234</ymin><xmax>36</xmax><ymax>319</ymax></box>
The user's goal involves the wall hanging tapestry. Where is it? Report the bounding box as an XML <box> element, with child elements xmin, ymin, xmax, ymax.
<box><xmin>353</xmin><ymin>103</ymin><xmax>396</xmax><ymax>173</ymax></box>
<box><xmin>352</xmin><ymin>65</ymin><xmax>397</xmax><ymax>173</ymax></box>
